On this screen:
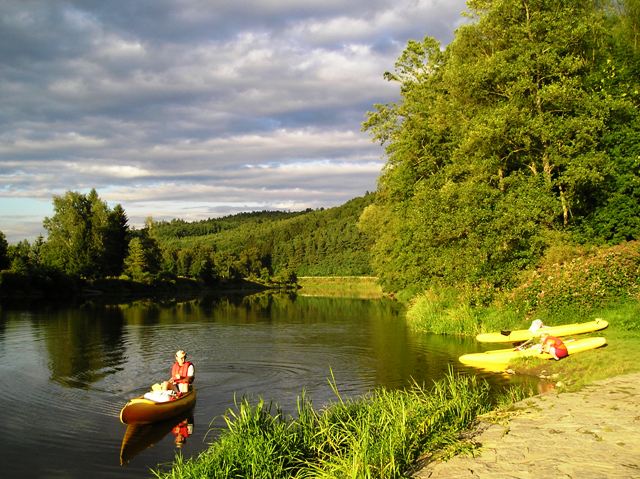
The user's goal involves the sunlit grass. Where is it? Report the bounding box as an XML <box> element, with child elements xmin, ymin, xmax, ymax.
<box><xmin>405</xmin><ymin>288</ymin><xmax>522</xmax><ymax>336</ymax></box>
<box><xmin>152</xmin><ymin>372</ymin><xmax>517</xmax><ymax>479</ymax></box>
<box><xmin>297</xmin><ymin>276</ymin><xmax>384</xmax><ymax>299</ymax></box>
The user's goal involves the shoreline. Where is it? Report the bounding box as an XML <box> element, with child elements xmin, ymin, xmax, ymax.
<box><xmin>414</xmin><ymin>372</ymin><xmax>640</xmax><ymax>478</ymax></box>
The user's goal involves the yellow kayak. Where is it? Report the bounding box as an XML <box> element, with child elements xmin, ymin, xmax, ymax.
<box><xmin>119</xmin><ymin>389</ymin><xmax>196</xmax><ymax>425</ymax></box>
<box><xmin>475</xmin><ymin>318</ymin><xmax>608</xmax><ymax>343</ymax></box>
<box><xmin>459</xmin><ymin>337</ymin><xmax>607</xmax><ymax>372</ymax></box>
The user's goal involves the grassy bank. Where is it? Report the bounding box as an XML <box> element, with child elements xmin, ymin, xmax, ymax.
<box><xmin>407</xmin><ymin>292</ymin><xmax>640</xmax><ymax>389</ymax></box>
<box><xmin>405</xmin><ymin>241</ymin><xmax>640</xmax><ymax>385</ymax></box>
<box><xmin>297</xmin><ymin>276</ymin><xmax>384</xmax><ymax>299</ymax></box>
<box><xmin>153</xmin><ymin>373</ymin><xmax>526</xmax><ymax>479</ymax></box>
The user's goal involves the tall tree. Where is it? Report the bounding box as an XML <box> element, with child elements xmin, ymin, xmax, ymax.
<box><xmin>43</xmin><ymin>191</ymin><xmax>94</xmax><ymax>276</ymax></box>
<box><xmin>42</xmin><ymin>190</ymin><xmax>129</xmax><ymax>278</ymax></box>
<box><xmin>0</xmin><ymin>231</ymin><xmax>8</xmax><ymax>270</ymax></box>
<box><xmin>124</xmin><ymin>230</ymin><xmax>162</xmax><ymax>281</ymax></box>
<box><xmin>103</xmin><ymin>204</ymin><xmax>130</xmax><ymax>276</ymax></box>
<box><xmin>362</xmin><ymin>0</ymin><xmax>640</xmax><ymax>291</ymax></box>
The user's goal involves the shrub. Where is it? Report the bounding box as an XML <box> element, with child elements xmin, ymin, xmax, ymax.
<box><xmin>506</xmin><ymin>241</ymin><xmax>640</xmax><ymax>316</ymax></box>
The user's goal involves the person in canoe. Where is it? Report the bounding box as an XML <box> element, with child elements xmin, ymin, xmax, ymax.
<box><xmin>162</xmin><ymin>349</ymin><xmax>195</xmax><ymax>394</ymax></box>
<box><xmin>540</xmin><ymin>333</ymin><xmax>569</xmax><ymax>360</ymax></box>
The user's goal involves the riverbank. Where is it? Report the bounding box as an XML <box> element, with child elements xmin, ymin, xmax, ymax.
<box><xmin>0</xmin><ymin>273</ymin><xmax>295</xmax><ymax>306</ymax></box>
<box><xmin>414</xmin><ymin>371</ymin><xmax>640</xmax><ymax>478</ymax></box>
<box><xmin>297</xmin><ymin>276</ymin><xmax>384</xmax><ymax>299</ymax></box>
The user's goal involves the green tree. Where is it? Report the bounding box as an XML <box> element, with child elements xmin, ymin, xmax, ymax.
<box><xmin>123</xmin><ymin>238</ymin><xmax>147</xmax><ymax>281</ymax></box>
<box><xmin>362</xmin><ymin>0</ymin><xmax>640</xmax><ymax>291</ymax></box>
<box><xmin>0</xmin><ymin>231</ymin><xmax>8</xmax><ymax>270</ymax></box>
<box><xmin>102</xmin><ymin>204</ymin><xmax>129</xmax><ymax>276</ymax></box>
<box><xmin>43</xmin><ymin>191</ymin><xmax>93</xmax><ymax>276</ymax></box>
<box><xmin>7</xmin><ymin>240</ymin><xmax>32</xmax><ymax>273</ymax></box>
<box><xmin>124</xmin><ymin>231</ymin><xmax>162</xmax><ymax>282</ymax></box>
<box><xmin>42</xmin><ymin>189</ymin><xmax>129</xmax><ymax>278</ymax></box>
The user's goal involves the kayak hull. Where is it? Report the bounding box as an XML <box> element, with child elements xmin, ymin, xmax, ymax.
<box><xmin>475</xmin><ymin>318</ymin><xmax>608</xmax><ymax>343</ymax></box>
<box><xmin>460</xmin><ymin>337</ymin><xmax>607</xmax><ymax>372</ymax></box>
<box><xmin>119</xmin><ymin>389</ymin><xmax>196</xmax><ymax>425</ymax></box>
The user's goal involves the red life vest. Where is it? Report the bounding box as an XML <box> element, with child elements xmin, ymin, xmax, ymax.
<box><xmin>171</xmin><ymin>361</ymin><xmax>194</xmax><ymax>384</ymax></box>
<box><xmin>544</xmin><ymin>336</ymin><xmax>568</xmax><ymax>357</ymax></box>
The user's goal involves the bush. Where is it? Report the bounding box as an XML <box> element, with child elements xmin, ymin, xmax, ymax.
<box><xmin>506</xmin><ymin>241</ymin><xmax>640</xmax><ymax>315</ymax></box>
<box><xmin>0</xmin><ymin>270</ymin><xmax>30</xmax><ymax>295</ymax></box>
<box><xmin>0</xmin><ymin>269</ymin><xmax>79</xmax><ymax>299</ymax></box>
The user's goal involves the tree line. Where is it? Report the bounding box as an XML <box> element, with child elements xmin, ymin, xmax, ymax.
<box><xmin>0</xmin><ymin>190</ymin><xmax>373</xmax><ymax>298</ymax></box>
<box><xmin>360</xmin><ymin>0</ymin><xmax>640</xmax><ymax>295</ymax></box>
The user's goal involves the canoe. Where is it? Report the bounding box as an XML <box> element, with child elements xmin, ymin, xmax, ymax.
<box><xmin>119</xmin><ymin>389</ymin><xmax>196</xmax><ymax>425</ymax></box>
<box><xmin>475</xmin><ymin>318</ymin><xmax>608</xmax><ymax>343</ymax></box>
<box><xmin>459</xmin><ymin>337</ymin><xmax>607</xmax><ymax>372</ymax></box>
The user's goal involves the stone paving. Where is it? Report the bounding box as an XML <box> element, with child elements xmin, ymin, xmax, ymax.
<box><xmin>414</xmin><ymin>373</ymin><xmax>640</xmax><ymax>479</ymax></box>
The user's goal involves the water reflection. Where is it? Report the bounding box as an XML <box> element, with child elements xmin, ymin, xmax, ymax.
<box><xmin>120</xmin><ymin>414</ymin><xmax>194</xmax><ymax>465</ymax></box>
<box><xmin>34</xmin><ymin>307</ymin><xmax>127</xmax><ymax>388</ymax></box>
<box><xmin>172</xmin><ymin>416</ymin><xmax>194</xmax><ymax>448</ymax></box>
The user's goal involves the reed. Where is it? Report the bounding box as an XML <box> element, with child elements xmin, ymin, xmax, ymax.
<box><xmin>405</xmin><ymin>288</ymin><xmax>512</xmax><ymax>335</ymax></box>
<box><xmin>153</xmin><ymin>372</ymin><xmax>507</xmax><ymax>479</ymax></box>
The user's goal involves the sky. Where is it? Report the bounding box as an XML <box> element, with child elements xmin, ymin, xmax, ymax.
<box><xmin>0</xmin><ymin>0</ymin><xmax>468</xmax><ymax>243</ymax></box>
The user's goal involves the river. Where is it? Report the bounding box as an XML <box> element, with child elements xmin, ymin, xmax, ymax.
<box><xmin>0</xmin><ymin>293</ymin><xmax>533</xmax><ymax>478</ymax></box>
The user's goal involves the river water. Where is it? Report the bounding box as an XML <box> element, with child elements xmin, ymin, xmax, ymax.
<box><xmin>0</xmin><ymin>293</ymin><xmax>533</xmax><ymax>478</ymax></box>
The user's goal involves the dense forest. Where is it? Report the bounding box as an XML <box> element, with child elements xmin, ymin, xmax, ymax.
<box><xmin>1</xmin><ymin>0</ymin><xmax>639</xmax><ymax>304</ymax></box>
<box><xmin>360</xmin><ymin>0</ymin><xmax>640</xmax><ymax>294</ymax></box>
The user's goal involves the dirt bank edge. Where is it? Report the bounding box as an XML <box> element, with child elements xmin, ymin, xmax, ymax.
<box><xmin>414</xmin><ymin>372</ymin><xmax>640</xmax><ymax>478</ymax></box>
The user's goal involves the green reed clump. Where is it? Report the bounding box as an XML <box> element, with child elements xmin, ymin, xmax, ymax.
<box><xmin>405</xmin><ymin>288</ymin><xmax>475</xmax><ymax>335</ymax></box>
<box><xmin>153</xmin><ymin>396</ymin><xmax>312</xmax><ymax>479</ymax></box>
<box><xmin>153</xmin><ymin>372</ymin><xmax>498</xmax><ymax>479</ymax></box>
<box><xmin>303</xmin><ymin>373</ymin><xmax>491</xmax><ymax>478</ymax></box>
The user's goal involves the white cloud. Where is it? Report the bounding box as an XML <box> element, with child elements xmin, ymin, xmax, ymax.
<box><xmin>0</xmin><ymin>0</ymin><xmax>468</xmax><ymax>242</ymax></box>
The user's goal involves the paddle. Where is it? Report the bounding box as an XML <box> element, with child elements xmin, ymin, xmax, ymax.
<box><xmin>513</xmin><ymin>338</ymin><xmax>534</xmax><ymax>351</ymax></box>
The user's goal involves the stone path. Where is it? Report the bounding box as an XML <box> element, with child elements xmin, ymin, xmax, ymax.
<box><xmin>415</xmin><ymin>372</ymin><xmax>640</xmax><ymax>478</ymax></box>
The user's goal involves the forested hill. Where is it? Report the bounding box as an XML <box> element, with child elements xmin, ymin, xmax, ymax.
<box><xmin>151</xmin><ymin>194</ymin><xmax>375</xmax><ymax>277</ymax></box>
<box><xmin>0</xmin><ymin>192</ymin><xmax>374</xmax><ymax>298</ymax></box>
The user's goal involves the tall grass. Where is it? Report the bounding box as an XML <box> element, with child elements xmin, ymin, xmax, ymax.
<box><xmin>405</xmin><ymin>288</ymin><xmax>523</xmax><ymax>336</ymax></box>
<box><xmin>405</xmin><ymin>289</ymin><xmax>475</xmax><ymax>335</ymax></box>
<box><xmin>153</xmin><ymin>372</ymin><xmax>503</xmax><ymax>479</ymax></box>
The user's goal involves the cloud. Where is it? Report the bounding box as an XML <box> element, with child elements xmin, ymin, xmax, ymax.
<box><xmin>0</xmin><ymin>0</ymin><xmax>468</xmax><ymax>242</ymax></box>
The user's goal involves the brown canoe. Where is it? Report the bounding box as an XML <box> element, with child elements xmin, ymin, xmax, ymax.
<box><xmin>119</xmin><ymin>389</ymin><xmax>196</xmax><ymax>425</ymax></box>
